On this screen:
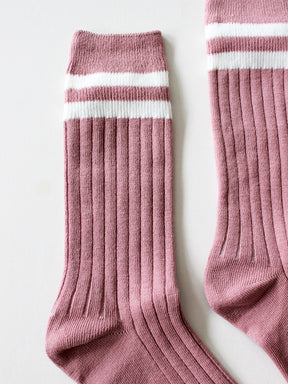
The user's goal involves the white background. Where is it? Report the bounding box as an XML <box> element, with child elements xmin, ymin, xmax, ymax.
<box><xmin>1</xmin><ymin>1</ymin><xmax>286</xmax><ymax>383</ymax></box>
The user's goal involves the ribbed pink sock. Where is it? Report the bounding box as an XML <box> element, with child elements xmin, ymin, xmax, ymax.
<box><xmin>205</xmin><ymin>0</ymin><xmax>288</xmax><ymax>381</ymax></box>
<box><xmin>45</xmin><ymin>30</ymin><xmax>236</xmax><ymax>384</ymax></box>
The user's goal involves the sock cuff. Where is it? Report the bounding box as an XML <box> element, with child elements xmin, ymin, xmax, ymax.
<box><xmin>66</xmin><ymin>30</ymin><xmax>168</xmax><ymax>75</ymax></box>
<box><xmin>205</xmin><ymin>1</ymin><xmax>288</xmax><ymax>70</ymax></box>
<box><xmin>205</xmin><ymin>0</ymin><xmax>288</xmax><ymax>24</ymax></box>
<box><xmin>63</xmin><ymin>30</ymin><xmax>172</xmax><ymax>121</ymax></box>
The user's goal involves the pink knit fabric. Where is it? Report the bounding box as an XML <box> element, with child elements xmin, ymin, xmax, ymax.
<box><xmin>45</xmin><ymin>30</ymin><xmax>236</xmax><ymax>384</ymax></box>
<box><xmin>205</xmin><ymin>0</ymin><xmax>288</xmax><ymax>381</ymax></box>
<box><xmin>205</xmin><ymin>0</ymin><xmax>288</xmax><ymax>23</ymax></box>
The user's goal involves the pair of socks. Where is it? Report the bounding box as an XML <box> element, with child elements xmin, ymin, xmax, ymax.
<box><xmin>46</xmin><ymin>1</ymin><xmax>288</xmax><ymax>383</ymax></box>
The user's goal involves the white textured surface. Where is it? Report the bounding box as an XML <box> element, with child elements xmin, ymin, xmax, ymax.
<box><xmin>64</xmin><ymin>100</ymin><xmax>172</xmax><ymax>119</ymax></box>
<box><xmin>207</xmin><ymin>51</ymin><xmax>288</xmax><ymax>70</ymax></box>
<box><xmin>1</xmin><ymin>1</ymin><xmax>286</xmax><ymax>383</ymax></box>
<box><xmin>65</xmin><ymin>71</ymin><xmax>169</xmax><ymax>89</ymax></box>
<box><xmin>205</xmin><ymin>22</ymin><xmax>288</xmax><ymax>39</ymax></box>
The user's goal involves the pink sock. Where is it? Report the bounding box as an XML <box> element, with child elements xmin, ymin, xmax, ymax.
<box><xmin>45</xmin><ymin>30</ymin><xmax>236</xmax><ymax>384</ymax></box>
<box><xmin>205</xmin><ymin>0</ymin><xmax>288</xmax><ymax>381</ymax></box>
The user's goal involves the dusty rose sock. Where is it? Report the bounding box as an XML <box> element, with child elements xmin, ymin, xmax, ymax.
<box><xmin>45</xmin><ymin>30</ymin><xmax>236</xmax><ymax>384</ymax></box>
<box><xmin>205</xmin><ymin>0</ymin><xmax>288</xmax><ymax>381</ymax></box>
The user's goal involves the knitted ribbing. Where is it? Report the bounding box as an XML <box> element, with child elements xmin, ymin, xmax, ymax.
<box><xmin>46</xmin><ymin>30</ymin><xmax>236</xmax><ymax>384</ymax></box>
<box><xmin>205</xmin><ymin>1</ymin><xmax>288</xmax><ymax>381</ymax></box>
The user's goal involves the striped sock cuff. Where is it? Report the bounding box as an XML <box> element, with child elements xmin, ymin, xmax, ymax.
<box><xmin>205</xmin><ymin>1</ymin><xmax>288</xmax><ymax>70</ymax></box>
<box><xmin>64</xmin><ymin>30</ymin><xmax>172</xmax><ymax>120</ymax></box>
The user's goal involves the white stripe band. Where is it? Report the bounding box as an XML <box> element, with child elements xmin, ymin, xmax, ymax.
<box><xmin>207</xmin><ymin>51</ymin><xmax>288</xmax><ymax>70</ymax></box>
<box><xmin>206</xmin><ymin>23</ymin><xmax>288</xmax><ymax>40</ymax></box>
<box><xmin>65</xmin><ymin>71</ymin><xmax>169</xmax><ymax>90</ymax></box>
<box><xmin>64</xmin><ymin>100</ymin><xmax>172</xmax><ymax>119</ymax></box>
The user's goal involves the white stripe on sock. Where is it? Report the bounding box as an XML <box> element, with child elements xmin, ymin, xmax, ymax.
<box><xmin>65</xmin><ymin>71</ymin><xmax>169</xmax><ymax>90</ymax></box>
<box><xmin>63</xmin><ymin>100</ymin><xmax>172</xmax><ymax>119</ymax></box>
<box><xmin>207</xmin><ymin>51</ymin><xmax>288</xmax><ymax>70</ymax></box>
<box><xmin>206</xmin><ymin>23</ymin><xmax>288</xmax><ymax>40</ymax></box>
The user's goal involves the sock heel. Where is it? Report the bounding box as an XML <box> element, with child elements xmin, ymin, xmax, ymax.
<box><xmin>205</xmin><ymin>261</ymin><xmax>280</xmax><ymax>321</ymax></box>
<box><xmin>46</xmin><ymin>313</ymin><xmax>123</xmax><ymax>365</ymax></box>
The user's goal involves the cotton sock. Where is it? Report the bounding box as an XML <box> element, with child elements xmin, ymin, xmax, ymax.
<box><xmin>205</xmin><ymin>0</ymin><xmax>288</xmax><ymax>381</ymax></box>
<box><xmin>45</xmin><ymin>30</ymin><xmax>236</xmax><ymax>384</ymax></box>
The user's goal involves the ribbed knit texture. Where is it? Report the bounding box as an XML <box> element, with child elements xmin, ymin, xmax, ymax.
<box><xmin>204</xmin><ymin>1</ymin><xmax>288</xmax><ymax>381</ymax></box>
<box><xmin>45</xmin><ymin>30</ymin><xmax>236</xmax><ymax>384</ymax></box>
